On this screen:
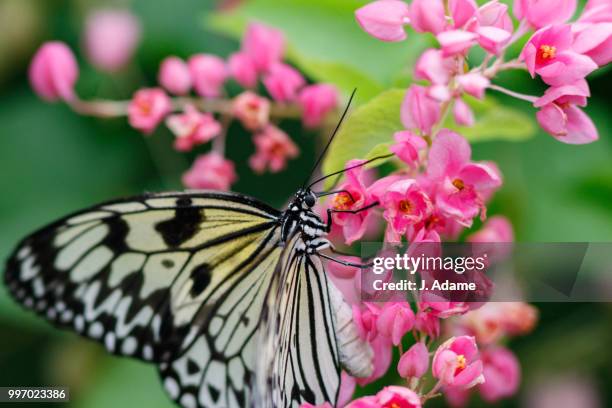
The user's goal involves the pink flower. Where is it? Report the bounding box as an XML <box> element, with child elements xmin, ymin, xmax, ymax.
<box><xmin>432</xmin><ymin>336</ymin><xmax>484</xmax><ymax>389</ymax></box>
<box><xmin>449</xmin><ymin>0</ymin><xmax>478</xmax><ymax>29</ymax></box>
<box><xmin>415</xmin><ymin>310</ymin><xmax>440</xmax><ymax>338</ymax></box>
<box><xmin>298</xmin><ymin>84</ymin><xmax>339</xmax><ymax>128</ymax></box>
<box><xmin>467</xmin><ymin>215</ymin><xmax>514</xmax><ymax>242</ymax></box>
<box><xmin>475</xmin><ymin>26</ymin><xmax>512</xmax><ymax>55</ymax></box>
<box><xmin>398</xmin><ymin>342</ymin><xmax>429</xmax><ymax>379</ymax></box>
<box><xmin>182</xmin><ymin>152</ymin><xmax>237</xmax><ymax>191</ymax></box>
<box><xmin>242</xmin><ymin>23</ymin><xmax>285</xmax><ymax>73</ymax></box>
<box><xmin>437</xmin><ymin>30</ymin><xmax>479</xmax><ymax>57</ymax></box>
<box><xmin>514</xmin><ymin>0</ymin><xmax>577</xmax><ymax>29</ymax></box>
<box><xmin>232</xmin><ymin>91</ymin><xmax>270</xmax><ymax>131</ymax></box>
<box><xmin>355</xmin><ymin>0</ymin><xmax>411</xmax><ymax>42</ymax></box>
<box><xmin>353</xmin><ymin>303</ymin><xmax>381</xmax><ymax>341</ymax></box>
<box><xmin>380</xmin><ymin>179</ymin><xmax>433</xmax><ymax>243</ymax></box>
<box><xmin>477</xmin><ymin>1</ymin><xmax>514</xmax><ymax>32</ymax></box>
<box><xmin>299</xmin><ymin>404</ymin><xmax>332</xmax><ymax>408</ymax></box>
<box><xmin>158</xmin><ymin>56</ymin><xmax>192</xmax><ymax>95</ymax></box>
<box><xmin>414</xmin><ymin>49</ymin><xmax>454</xmax><ymax>85</ymax></box>
<box><xmin>456</xmin><ymin>73</ymin><xmax>490</xmax><ymax>99</ymax></box>
<box><xmin>83</xmin><ymin>9</ymin><xmax>141</xmax><ymax>72</ymax></box>
<box><xmin>410</xmin><ymin>0</ymin><xmax>447</xmax><ymax>35</ymax></box>
<box><xmin>249</xmin><ymin>125</ymin><xmax>299</xmax><ymax>173</ymax></box>
<box><xmin>426</xmin><ymin>130</ymin><xmax>502</xmax><ymax>226</ymax></box>
<box><xmin>420</xmin><ymin>300</ymin><xmax>469</xmax><ymax>319</ymax></box>
<box><xmin>356</xmin><ymin>336</ymin><xmax>394</xmax><ymax>386</ymax></box>
<box><xmin>331</xmin><ymin>160</ymin><xmax>375</xmax><ymax>244</ymax></box>
<box><xmin>579</xmin><ymin>0</ymin><xmax>612</xmax><ymax>24</ymax></box>
<box><xmin>346</xmin><ymin>386</ymin><xmax>422</xmax><ymax>408</ymax></box>
<box><xmin>338</xmin><ymin>372</ymin><xmax>357</xmax><ymax>408</ymax></box>
<box><xmin>453</xmin><ymin>98</ymin><xmax>475</xmax><ymax>126</ymax></box>
<box><xmin>376</xmin><ymin>302</ymin><xmax>415</xmax><ymax>345</ymax></box>
<box><xmin>188</xmin><ymin>54</ymin><xmax>227</xmax><ymax>98</ymax></box>
<box><xmin>521</xmin><ymin>24</ymin><xmax>598</xmax><ymax>86</ymax></box>
<box><xmin>228</xmin><ymin>52</ymin><xmax>258</xmax><ymax>88</ymax></box>
<box><xmin>326</xmin><ymin>255</ymin><xmax>360</xmax><ymax>279</ymax></box>
<box><xmin>572</xmin><ymin>22</ymin><xmax>612</xmax><ymax>66</ymax></box>
<box><xmin>263</xmin><ymin>62</ymin><xmax>305</xmax><ymax>102</ymax></box>
<box><xmin>401</xmin><ymin>85</ymin><xmax>441</xmax><ymax>136</ymax></box>
<box><xmin>166</xmin><ymin>105</ymin><xmax>221</xmax><ymax>151</ymax></box>
<box><xmin>389</xmin><ymin>131</ymin><xmax>427</xmax><ymax>169</ymax></box>
<box><xmin>479</xmin><ymin>347</ymin><xmax>520</xmax><ymax>402</ymax></box>
<box><xmin>29</xmin><ymin>41</ymin><xmax>79</xmax><ymax>102</ymax></box>
<box><xmin>127</xmin><ymin>88</ymin><xmax>171</xmax><ymax>134</ymax></box>
<box><xmin>534</xmin><ymin>80</ymin><xmax>598</xmax><ymax>144</ymax></box>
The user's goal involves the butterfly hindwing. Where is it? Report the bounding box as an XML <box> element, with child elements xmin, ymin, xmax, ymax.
<box><xmin>257</xmin><ymin>235</ymin><xmax>342</xmax><ymax>407</ymax></box>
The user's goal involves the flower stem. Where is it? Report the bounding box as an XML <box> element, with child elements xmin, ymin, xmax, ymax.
<box><xmin>488</xmin><ymin>83</ymin><xmax>538</xmax><ymax>103</ymax></box>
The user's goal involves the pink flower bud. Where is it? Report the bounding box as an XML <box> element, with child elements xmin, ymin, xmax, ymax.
<box><xmin>389</xmin><ymin>130</ymin><xmax>427</xmax><ymax>168</ymax></box>
<box><xmin>228</xmin><ymin>52</ymin><xmax>258</xmax><ymax>88</ymax></box>
<box><xmin>263</xmin><ymin>62</ymin><xmax>305</xmax><ymax>102</ymax></box>
<box><xmin>188</xmin><ymin>54</ymin><xmax>227</xmax><ymax>98</ymax></box>
<box><xmin>298</xmin><ymin>84</ymin><xmax>339</xmax><ymax>128</ymax></box>
<box><xmin>398</xmin><ymin>342</ymin><xmax>429</xmax><ymax>379</ymax></box>
<box><xmin>166</xmin><ymin>104</ymin><xmax>221</xmax><ymax>152</ymax></box>
<box><xmin>158</xmin><ymin>56</ymin><xmax>192</xmax><ymax>95</ymax></box>
<box><xmin>127</xmin><ymin>88</ymin><xmax>171</xmax><ymax>134</ymax></box>
<box><xmin>453</xmin><ymin>98</ymin><xmax>475</xmax><ymax>126</ymax></box>
<box><xmin>468</xmin><ymin>215</ymin><xmax>514</xmax><ymax>242</ymax></box>
<box><xmin>450</xmin><ymin>0</ymin><xmax>478</xmax><ymax>29</ymax></box>
<box><xmin>355</xmin><ymin>0</ymin><xmax>411</xmax><ymax>42</ymax></box>
<box><xmin>456</xmin><ymin>73</ymin><xmax>490</xmax><ymax>99</ymax></box>
<box><xmin>437</xmin><ymin>30</ymin><xmax>478</xmax><ymax>57</ymax></box>
<box><xmin>401</xmin><ymin>85</ymin><xmax>441</xmax><ymax>135</ymax></box>
<box><xmin>414</xmin><ymin>49</ymin><xmax>454</xmax><ymax>85</ymax></box>
<box><xmin>376</xmin><ymin>302</ymin><xmax>415</xmax><ymax>345</ymax></box>
<box><xmin>514</xmin><ymin>0</ymin><xmax>577</xmax><ymax>29</ymax></box>
<box><xmin>242</xmin><ymin>23</ymin><xmax>285</xmax><ymax>73</ymax></box>
<box><xmin>432</xmin><ymin>336</ymin><xmax>484</xmax><ymax>389</ymax></box>
<box><xmin>410</xmin><ymin>0</ymin><xmax>447</xmax><ymax>34</ymax></box>
<box><xmin>572</xmin><ymin>22</ymin><xmax>612</xmax><ymax>67</ymax></box>
<box><xmin>183</xmin><ymin>152</ymin><xmax>237</xmax><ymax>191</ymax></box>
<box><xmin>84</xmin><ymin>9</ymin><xmax>141</xmax><ymax>72</ymax></box>
<box><xmin>579</xmin><ymin>0</ymin><xmax>612</xmax><ymax>24</ymax></box>
<box><xmin>347</xmin><ymin>386</ymin><xmax>422</xmax><ymax>408</ymax></box>
<box><xmin>232</xmin><ymin>91</ymin><xmax>270</xmax><ymax>131</ymax></box>
<box><xmin>29</xmin><ymin>41</ymin><xmax>79</xmax><ymax>102</ymax></box>
<box><xmin>415</xmin><ymin>311</ymin><xmax>440</xmax><ymax>338</ymax></box>
<box><xmin>249</xmin><ymin>125</ymin><xmax>299</xmax><ymax>173</ymax></box>
<box><xmin>479</xmin><ymin>347</ymin><xmax>521</xmax><ymax>402</ymax></box>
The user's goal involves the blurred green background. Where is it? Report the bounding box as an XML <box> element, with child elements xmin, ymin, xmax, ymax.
<box><xmin>0</xmin><ymin>0</ymin><xmax>611</xmax><ymax>407</ymax></box>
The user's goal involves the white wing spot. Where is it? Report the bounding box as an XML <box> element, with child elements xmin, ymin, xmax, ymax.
<box><xmin>181</xmin><ymin>393</ymin><xmax>197</xmax><ymax>408</ymax></box>
<box><xmin>121</xmin><ymin>336</ymin><xmax>138</xmax><ymax>355</ymax></box>
<box><xmin>164</xmin><ymin>377</ymin><xmax>180</xmax><ymax>399</ymax></box>
<box><xmin>32</xmin><ymin>278</ymin><xmax>45</xmax><ymax>297</ymax></box>
<box><xmin>55</xmin><ymin>224</ymin><xmax>109</xmax><ymax>270</ymax></box>
<box><xmin>89</xmin><ymin>322</ymin><xmax>104</xmax><ymax>339</ymax></box>
<box><xmin>74</xmin><ymin>315</ymin><xmax>85</xmax><ymax>332</ymax></box>
<box><xmin>105</xmin><ymin>332</ymin><xmax>116</xmax><ymax>352</ymax></box>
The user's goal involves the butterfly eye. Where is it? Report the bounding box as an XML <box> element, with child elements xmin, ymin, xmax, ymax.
<box><xmin>304</xmin><ymin>194</ymin><xmax>316</xmax><ymax>207</ymax></box>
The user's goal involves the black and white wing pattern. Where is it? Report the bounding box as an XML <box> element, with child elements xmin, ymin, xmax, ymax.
<box><xmin>256</xmin><ymin>236</ymin><xmax>374</xmax><ymax>408</ymax></box>
<box><xmin>4</xmin><ymin>191</ymin><xmax>283</xmax><ymax>408</ymax></box>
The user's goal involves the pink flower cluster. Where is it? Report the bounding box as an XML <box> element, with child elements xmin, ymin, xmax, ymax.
<box><xmin>322</xmin><ymin>218</ymin><xmax>536</xmax><ymax>407</ymax></box>
<box><xmin>28</xmin><ymin>21</ymin><xmax>339</xmax><ymax>191</ymax></box>
<box><xmin>328</xmin><ymin>130</ymin><xmax>501</xmax><ymax>246</ymax></box>
<box><xmin>356</xmin><ymin>0</ymin><xmax>611</xmax><ymax>144</ymax></box>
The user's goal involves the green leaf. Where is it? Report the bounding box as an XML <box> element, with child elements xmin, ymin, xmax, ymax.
<box><xmin>322</xmin><ymin>88</ymin><xmax>405</xmax><ymax>178</ymax></box>
<box><xmin>363</xmin><ymin>142</ymin><xmax>394</xmax><ymax>168</ymax></box>
<box><xmin>447</xmin><ymin>96</ymin><xmax>536</xmax><ymax>142</ymax></box>
<box><xmin>206</xmin><ymin>0</ymin><xmax>427</xmax><ymax>100</ymax></box>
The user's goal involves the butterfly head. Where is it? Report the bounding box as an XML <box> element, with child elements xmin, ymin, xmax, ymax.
<box><xmin>294</xmin><ymin>189</ymin><xmax>317</xmax><ymax>210</ymax></box>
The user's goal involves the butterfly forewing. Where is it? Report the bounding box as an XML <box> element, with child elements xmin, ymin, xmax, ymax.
<box><xmin>4</xmin><ymin>192</ymin><xmax>279</xmax><ymax>363</ymax></box>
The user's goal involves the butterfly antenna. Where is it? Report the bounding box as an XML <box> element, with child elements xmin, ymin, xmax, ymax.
<box><xmin>302</xmin><ymin>88</ymin><xmax>357</xmax><ymax>189</ymax></box>
<box><xmin>308</xmin><ymin>152</ymin><xmax>394</xmax><ymax>189</ymax></box>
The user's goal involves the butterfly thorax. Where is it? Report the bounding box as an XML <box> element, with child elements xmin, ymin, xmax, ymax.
<box><xmin>280</xmin><ymin>189</ymin><xmax>331</xmax><ymax>254</ymax></box>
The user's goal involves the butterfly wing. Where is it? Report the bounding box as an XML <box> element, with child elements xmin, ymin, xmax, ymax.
<box><xmin>4</xmin><ymin>191</ymin><xmax>283</xmax><ymax>407</ymax></box>
<box><xmin>257</xmin><ymin>235</ymin><xmax>342</xmax><ymax>407</ymax></box>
